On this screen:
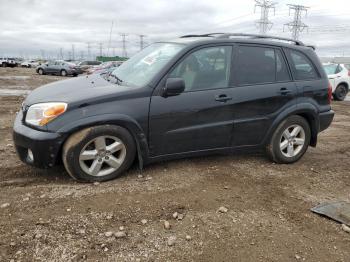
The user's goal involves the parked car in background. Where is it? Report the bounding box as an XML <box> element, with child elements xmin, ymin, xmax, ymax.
<box><xmin>0</xmin><ymin>57</ymin><xmax>17</xmax><ymax>67</ymax></box>
<box><xmin>323</xmin><ymin>63</ymin><xmax>350</xmax><ymax>101</ymax></box>
<box><xmin>77</xmin><ymin>60</ymin><xmax>102</xmax><ymax>72</ymax></box>
<box><xmin>36</xmin><ymin>60</ymin><xmax>83</xmax><ymax>76</ymax></box>
<box><xmin>21</xmin><ymin>60</ymin><xmax>40</xmax><ymax>68</ymax></box>
<box><xmin>86</xmin><ymin>61</ymin><xmax>123</xmax><ymax>75</ymax></box>
<box><xmin>13</xmin><ymin>33</ymin><xmax>334</xmax><ymax>182</ymax></box>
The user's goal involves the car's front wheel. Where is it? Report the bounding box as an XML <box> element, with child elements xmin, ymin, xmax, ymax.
<box><xmin>38</xmin><ymin>68</ymin><xmax>44</xmax><ymax>75</ymax></box>
<box><xmin>266</xmin><ymin>115</ymin><xmax>311</xmax><ymax>164</ymax></box>
<box><xmin>62</xmin><ymin>125</ymin><xmax>136</xmax><ymax>182</ymax></box>
<box><xmin>60</xmin><ymin>69</ymin><xmax>67</xmax><ymax>76</ymax></box>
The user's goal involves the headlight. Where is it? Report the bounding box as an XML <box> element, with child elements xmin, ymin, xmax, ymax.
<box><xmin>25</xmin><ymin>102</ymin><xmax>67</xmax><ymax>126</ymax></box>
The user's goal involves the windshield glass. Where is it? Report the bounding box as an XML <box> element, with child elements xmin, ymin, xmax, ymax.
<box><xmin>323</xmin><ymin>64</ymin><xmax>338</xmax><ymax>75</ymax></box>
<box><xmin>109</xmin><ymin>43</ymin><xmax>184</xmax><ymax>87</ymax></box>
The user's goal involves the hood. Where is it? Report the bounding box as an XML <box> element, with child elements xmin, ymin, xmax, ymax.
<box><xmin>24</xmin><ymin>74</ymin><xmax>134</xmax><ymax>106</ymax></box>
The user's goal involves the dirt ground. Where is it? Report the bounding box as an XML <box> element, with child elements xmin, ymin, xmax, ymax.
<box><xmin>0</xmin><ymin>67</ymin><xmax>349</xmax><ymax>262</ymax></box>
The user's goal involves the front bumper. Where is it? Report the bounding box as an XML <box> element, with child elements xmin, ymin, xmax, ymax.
<box><xmin>13</xmin><ymin>111</ymin><xmax>66</xmax><ymax>168</ymax></box>
<box><xmin>319</xmin><ymin>110</ymin><xmax>335</xmax><ymax>132</ymax></box>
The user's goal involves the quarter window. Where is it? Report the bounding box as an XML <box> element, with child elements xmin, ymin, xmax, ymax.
<box><xmin>235</xmin><ymin>46</ymin><xmax>291</xmax><ymax>85</ymax></box>
<box><xmin>169</xmin><ymin>46</ymin><xmax>232</xmax><ymax>91</ymax></box>
<box><xmin>288</xmin><ymin>50</ymin><xmax>319</xmax><ymax>80</ymax></box>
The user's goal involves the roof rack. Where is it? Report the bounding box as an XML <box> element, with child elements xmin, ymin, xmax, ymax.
<box><xmin>180</xmin><ymin>33</ymin><xmax>305</xmax><ymax>46</ymax></box>
<box><xmin>217</xmin><ymin>33</ymin><xmax>305</xmax><ymax>46</ymax></box>
<box><xmin>180</xmin><ymin>33</ymin><xmax>225</xmax><ymax>38</ymax></box>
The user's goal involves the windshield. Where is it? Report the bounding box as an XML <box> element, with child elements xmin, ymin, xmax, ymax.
<box><xmin>323</xmin><ymin>64</ymin><xmax>338</xmax><ymax>75</ymax></box>
<box><xmin>109</xmin><ymin>43</ymin><xmax>184</xmax><ymax>87</ymax></box>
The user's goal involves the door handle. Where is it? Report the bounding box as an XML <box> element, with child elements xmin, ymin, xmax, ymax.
<box><xmin>215</xmin><ymin>94</ymin><xmax>232</xmax><ymax>102</ymax></box>
<box><xmin>278</xmin><ymin>87</ymin><xmax>292</xmax><ymax>95</ymax></box>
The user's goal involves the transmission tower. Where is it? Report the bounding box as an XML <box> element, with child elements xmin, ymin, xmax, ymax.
<box><xmin>284</xmin><ymin>4</ymin><xmax>309</xmax><ymax>40</ymax></box>
<box><xmin>87</xmin><ymin>42</ymin><xmax>91</xmax><ymax>60</ymax></box>
<box><xmin>120</xmin><ymin>33</ymin><xmax>128</xmax><ymax>57</ymax></box>
<box><xmin>254</xmin><ymin>0</ymin><xmax>276</xmax><ymax>35</ymax></box>
<box><xmin>139</xmin><ymin>34</ymin><xmax>146</xmax><ymax>50</ymax></box>
<box><xmin>98</xmin><ymin>43</ymin><xmax>103</xmax><ymax>58</ymax></box>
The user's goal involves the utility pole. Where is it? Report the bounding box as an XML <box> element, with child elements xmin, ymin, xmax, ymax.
<box><xmin>139</xmin><ymin>34</ymin><xmax>146</xmax><ymax>50</ymax></box>
<box><xmin>284</xmin><ymin>4</ymin><xmax>309</xmax><ymax>40</ymax></box>
<box><xmin>107</xmin><ymin>21</ymin><xmax>114</xmax><ymax>56</ymax></box>
<box><xmin>120</xmin><ymin>33</ymin><xmax>128</xmax><ymax>58</ymax></box>
<box><xmin>59</xmin><ymin>48</ymin><xmax>64</xmax><ymax>60</ymax></box>
<box><xmin>254</xmin><ymin>0</ymin><xmax>276</xmax><ymax>35</ymax></box>
<box><xmin>98</xmin><ymin>43</ymin><xmax>103</xmax><ymax>58</ymax></box>
<box><xmin>72</xmin><ymin>44</ymin><xmax>75</xmax><ymax>61</ymax></box>
<box><xmin>87</xmin><ymin>42</ymin><xmax>91</xmax><ymax>60</ymax></box>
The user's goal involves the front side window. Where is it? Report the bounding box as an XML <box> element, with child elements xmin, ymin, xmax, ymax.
<box><xmin>169</xmin><ymin>46</ymin><xmax>232</xmax><ymax>91</ymax></box>
<box><xmin>288</xmin><ymin>50</ymin><xmax>319</xmax><ymax>80</ymax></box>
<box><xmin>235</xmin><ymin>46</ymin><xmax>291</xmax><ymax>86</ymax></box>
<box><xmin>110</xmin><ymin>43</ymin><xmax>185</xmax><ymax>87</ymax></box>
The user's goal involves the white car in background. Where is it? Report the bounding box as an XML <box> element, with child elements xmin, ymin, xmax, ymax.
<box><xmin>21</xmin><ymin>60</ymin><xmax>39</xmax><ymax>68</ymax></box>
<box><xmin>323</xmin><ymin>63</ymin><xmax>350</xmax><ymax>101</ymax></box>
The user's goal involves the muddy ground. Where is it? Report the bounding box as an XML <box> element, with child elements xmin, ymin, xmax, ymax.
<box><xmin>0</xmin><ymin>67</ymin><xmax>349</xmax><ymax>262</ymax></box>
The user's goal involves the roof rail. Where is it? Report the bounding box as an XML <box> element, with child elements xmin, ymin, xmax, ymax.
<box><xmin>180</xmin><ymin>33</ymin><xmax>225</xmax><ymax>38</ymax></box>
<box><xmin>216</xmin><ymin>33</ymin><xmax>305</xmax><ymax>46</ymax></box>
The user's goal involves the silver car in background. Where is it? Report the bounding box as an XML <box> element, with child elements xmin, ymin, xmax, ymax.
<box><xmin>36</xmin><ymin>60</ymin><xmax>83</xmax><ymax>77</ymax></box>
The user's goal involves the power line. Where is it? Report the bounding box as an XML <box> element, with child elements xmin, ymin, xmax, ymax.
<box><xmin>254</xmin><ymin>0</ymin><xmax>276</xmax><ymax>34</ymax></box>
<box><xmin>284</xmin><ymin>4</ymin><xmax>309</xmax><ymax>40</ymax></box>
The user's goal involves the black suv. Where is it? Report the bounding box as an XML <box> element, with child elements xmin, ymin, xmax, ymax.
<box><xmin>13</xmin><ymin>33</ymin><xmax>334</xmax><ymax>182</ymax></box>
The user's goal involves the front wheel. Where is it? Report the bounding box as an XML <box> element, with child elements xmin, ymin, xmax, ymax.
<box><xmin>60</xmin><ymin>69</ymin><xmax>67</xmax><ymax>76</ymax></box>
<box><xmin>62</xmin><ymin>125</ymin><xmax>136</xmax><ymax>182</ymax></box>
<box><xmin>266</xmin><ymin>115</ymin><xmax>311</xmax><ymax>164</ymax></box>
<box><xmin>38</xmin><ymin>68</ymin><xmax>44</xmax><ymax>75</ymax></box>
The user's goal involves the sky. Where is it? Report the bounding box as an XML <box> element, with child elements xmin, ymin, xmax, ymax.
<box><xmin>1</xmin><ymin>0</ymin><xmax>350</xmax><ymax>59</ymax></box>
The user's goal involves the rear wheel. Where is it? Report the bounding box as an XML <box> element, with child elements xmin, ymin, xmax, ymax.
<box><xmin>62</xmin><ymin>125</ymin><xmax>136</xmax><ymax>182</ymax></box>
<box><xmin>333</xmin><ymin>84</ymin><xmax>348</xmax><ymax>101</ymax></box>
<box><xmin>38</xmin><ymin>68</ymin><xmax>44</xmax><ymax>75</ymax></box>
<box><xmin>266</xmin><ymin>115</ymin><xmax>311</xmax><ymax>164</ymax></box>
<box><xmin>2</xmin><ymin>63</ymin><xmax>6</xmax><ymax>67</ymax></box>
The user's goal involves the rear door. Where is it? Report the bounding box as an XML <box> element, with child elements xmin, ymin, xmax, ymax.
<box><xmin>227</xmin><ymin>44</ymin><xmax>297</xmax><ymax>146</ymax></box>
<box><xmin>149</xmin><ymin>45</ymin><xmax>235</xmax><ymax>156</ymax></box>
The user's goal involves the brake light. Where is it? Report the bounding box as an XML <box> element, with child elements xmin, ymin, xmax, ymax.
<box><xmin>328</xmin><ymin>82</ymin><xmax>333</xmax><ymax>104</ymax></box>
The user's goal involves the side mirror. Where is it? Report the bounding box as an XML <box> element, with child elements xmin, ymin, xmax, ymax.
<box><xmin>162</xmin><ymin>78</ymin><xmax>185</xmax><ymax>97</ymax></box>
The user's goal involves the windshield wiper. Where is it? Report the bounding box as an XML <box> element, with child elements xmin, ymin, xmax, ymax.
<box><xmin>108</xmin><ymin>73</ymin><xmax>124</xmax><ymax>85</ymax></box>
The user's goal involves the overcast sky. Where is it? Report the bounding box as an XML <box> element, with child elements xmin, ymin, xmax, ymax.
<box><xmin>1</xmin><ymin>0</ymin><xmax>350</xmax><ymax>59</ymax></box>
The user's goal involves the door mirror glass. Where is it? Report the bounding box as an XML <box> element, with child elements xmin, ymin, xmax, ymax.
<box><xmin>163</xmin><ymin>78</ymin><xmax>185</xmax><ymax>97</ymax></box>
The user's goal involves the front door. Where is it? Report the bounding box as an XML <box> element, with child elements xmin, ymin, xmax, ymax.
<box><xmin>149</xmin><ymin>45</ymin><xmax>234</xmax><ymax>156</ymax></box>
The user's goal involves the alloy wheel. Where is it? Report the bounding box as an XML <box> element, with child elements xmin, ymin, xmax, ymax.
<box><xmin>279</xmin><ymin>124</ymin><xmax>305</xmax><ymax>158</ymax></box>
<box><xmin>79</xmin><ymin>136</ymin><xmax>126</xmax><ymax>177</ymax></box>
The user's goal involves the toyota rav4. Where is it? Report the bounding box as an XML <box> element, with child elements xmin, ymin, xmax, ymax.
<box><xmin>13</xmin><ymin>33</ymin><xmax>334</xmax><ymax>182</ymax></box>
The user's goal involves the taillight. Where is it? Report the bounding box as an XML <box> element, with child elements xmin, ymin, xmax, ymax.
<box><xmin>328</xmin><ymin>82</ymin><xmax>333</xmax><ymax>104</ymax></box>
<box><xmin>348</xmin><ymin>70</ymin><xmax>350</xmax><ymax>77</ymax></box>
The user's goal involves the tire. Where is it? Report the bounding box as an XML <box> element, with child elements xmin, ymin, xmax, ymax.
<box><xmin>266</xmin><ymin>115</ymin><xmax>311</xmax><ymax>164</ymax></box>
<box><xmin>38</xmin><ymin>68</ymin><xmax>44</xmax><ymax>75</ymax></box>
<box><xmin>62</xmin><ymin>125</ymin><xmax>136</xmax><ymax>182</ymax></box>
<box><xmin>60</xmin><ymin>69</ymin><xmax>67</xmax><ymax>76</ymax></box>
<box><xmin>333</xmin><ymin>84</ymin><xmax>348</xmax><ymax>101</ymax></box>
<box><xmin>28</xmin><ymin>64</ymin><xmax>31</xmax><ymax>68</ymax></box>
<box><xmin>2</xmin><ymin>63</ymin><xmax>6</xmax><ymax>67</ymax></box>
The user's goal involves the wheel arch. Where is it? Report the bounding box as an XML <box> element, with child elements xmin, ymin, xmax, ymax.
<box><xmin>57</xmin><ymin>114</ymin><xmax>149</xmax><ymax>169</ymax></box>
<box><xmin>263</xmin><ymin>104</ymin><xmax>319</xmax><ymax>147</ymax></box>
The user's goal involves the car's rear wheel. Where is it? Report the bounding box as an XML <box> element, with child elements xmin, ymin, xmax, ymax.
<box><xmin>62</xmin><ymin>125</ymin><xmax>136</xmax><ymax>182</ymax></box>
<box><xmin>28</xmin><ymin>64</ymin><xmax>31</xmax><ymax>68</ymax></box>
<box><xmin>38</xmin><ymin>68</ymin><xmax>44</xmax><ymax>75</ymax></box>
<box><xmin>266</xmin><ymin>115</ymin><xmax>311</xmax><ymax>164</ymax></box>
<box><xmin>60</xmin><ymin>69</ymin><xmax>67</xmax><ymax>76</ymax></box>
<box><xmin>2</xmin><ymin>63</ymin><xmax>6</xmax><ymax>67</ymax></box>
<box><xmin>333</xmin><ymin>84</ymin><xmax>348</xmax><ymax>101</ymax></box>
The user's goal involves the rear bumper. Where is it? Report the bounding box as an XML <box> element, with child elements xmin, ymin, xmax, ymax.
<box><xmin>13</xmin><ymin>111</ymin><xmax>66</xmax><ymax>168</ymax></box>
<box><xmin>319</xmin><ymin>110</ymin><xmax>335</xmax><ymax>132</ymax></box>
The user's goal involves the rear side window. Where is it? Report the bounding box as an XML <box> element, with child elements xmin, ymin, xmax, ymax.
<box><xmin>235</xmin><ymin>46</ymin><xmax>291</xmax><ymax>85</ymax></box>
<box><xmin>288</xmin><ymin>50</ymin><xmax>319</xmax><ymax>80</ymax></box>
